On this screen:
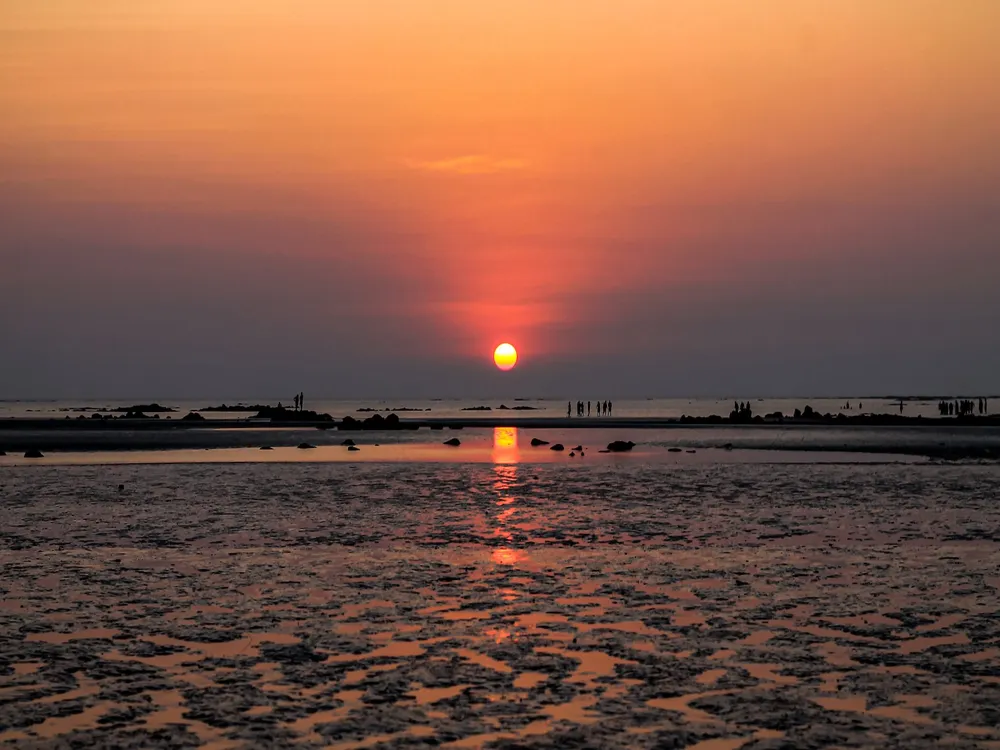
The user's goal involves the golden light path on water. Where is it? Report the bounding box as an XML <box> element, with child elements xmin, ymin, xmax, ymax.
<box><xmin>491</xmin><ymin>427</ymin><xmax>528</xmax><ymax>567</ymax></box>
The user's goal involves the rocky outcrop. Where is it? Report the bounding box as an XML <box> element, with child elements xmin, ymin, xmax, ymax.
<box><xmin>443</xmin><ymin>438</ymin><xmax>461</xmax><ymax>446</ymax></box>
<box><xmin>24</xmin><ymin>449</ymin><xmax>44</xmax><ymax>458</ymax></box>
<box><xmin>339</xmin><ymin>413</ymin><xmax>415</xmax><ymax>431</ymax></box>
<box><xmin>550</xmin><ymin>444</ymin><xmax>565</xmax><ymax>451</ymax></box>
<box><xmin>606</xmin><ymin>440</ymin><xmax>636</xmax><ymax>452</ymax></box>
<box><xmin>255</xmin><ymin>406</ymin><xmax>333</xmax><ymax>423</ymax></box>
<box><xmin>297</xmin><ymin>443</ymin><xmax>316</xmax><ymax>450</ymax></box>
<box><xmin>530</xmin><ymin>438</ymin><xmax>550</xmax><ymax>446</ymax></box>
<box><xmin>113</xmin><ymin>403</ymin><xmax>175</xmax><ymax>413</ymax></box>
<box><xmin>181</xmin><ymin>412</ymin><xmax>206</xmax><ymax>422</ymax></box>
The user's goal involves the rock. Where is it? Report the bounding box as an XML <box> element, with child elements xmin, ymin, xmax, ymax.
<box><xmin>668</xmin><ymin>447</ymin><xmax>682</xmax><ymax>453</ymax></box>
<box><xmin>686</xmin><ymin>449</ymin><xmax>697</xmax><ymax>454</ymax></box>
<box><xmin>598</xmin><ymin>450</ymin><xmax>610</xmax><ymax>453</ymax></box>
<box><xmin>606</xmin><ymin>440</ymin><xmax>636</xmax><ymax>452</ymax></box>
<box><xmin>24</xmin><ymin>449</ymin><xmax>44</xmax><ymax>458</ymax></box>
<box><xmin>569</xmin><ymin>451</ymin><xmax>576</xmax><ymax>457</ymax></box>
<box><xmin>255</xmin><ymin>406</ymin><xmax>334</xmax><ymax>422</ymax></box>
<box><xmin>723</xmin><ymin>443</ymin><xmax>734</xmax><ymax>451</ymax></box>
<box><xmin>181</xmin><ymin>412</ymin><xmax>206</xmax><ymax>422</ymax></box>
<box><xmin>550</xmin><ymin>444</ymin><xmax>565</xmax><ymax>451</ymax></box>
<box><xmin>0</xmin><ymin>450</ymin><xmax>6</xmax><ymax>456</ymax></box>
<box><xmin>341</xmin><ymin>439</ymin><xmax>356</xmax><ymax>446</ymax></box>
<box><xmin>260</xmin><ymin>446</ymin><xmax>274</xmax><ymax>451</ymax></box>
<box><xmin>113</xmin><ymin>403</ymin><xmax>176</xmax><ymax>413</ymax></box>
<box><xmin>461</xmin><ymin>406</ymin><xmax>492</xmax><ymax>411</ymax></box>
<box><xmin>443</xmin><ymin>438</ymin><xmax>461</xmax><ymax>446</ymax></box>
<box><xmin>572</xmin><ymin>445</ymin><xmax>583</xmax><ymax>451</ymax></box>
<box><xmin>348</xmin><ymin>445</ymin><xmax>360</xmax><ymax>452</ymax></box>
<box><xmin>530</xmin><ymin>438</ymin><xmax>550</xmax><ymax>446</ymax></box>
<box><xmin>498</xmin><ymin>404</ymin><xmax>511</xmax><ymax>410</ymax></box>
<box><xmin>297</xmin><ymin>443</ymin><xmax>316</xmax><ymax>450</ymax></box>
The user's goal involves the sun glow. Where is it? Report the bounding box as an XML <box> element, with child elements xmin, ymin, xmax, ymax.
<box><xmin>493</xmin><ymin>343</ymin><xmax>517</xmax><ymax>371</ymax></box>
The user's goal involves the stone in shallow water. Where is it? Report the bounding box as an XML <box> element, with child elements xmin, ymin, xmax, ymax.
<box><xmin>443</xmin><ymin>438</ymin><xmax>461</xmax><ymax>446</ymax></box>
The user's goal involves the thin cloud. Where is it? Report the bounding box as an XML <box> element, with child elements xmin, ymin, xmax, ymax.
<box><xmin>404</xmin><ymin>155</ymin><xmax>529</xmax><ymax>175</ymax></box>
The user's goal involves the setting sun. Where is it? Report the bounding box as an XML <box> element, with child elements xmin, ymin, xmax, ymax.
<box><xmin>493</xmin><ymin>343</ymin><xmax>517</xmax><ymax>371</ymax></box>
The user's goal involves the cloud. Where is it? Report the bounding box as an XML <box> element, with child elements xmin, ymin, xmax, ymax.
<box><xmin>404</xmin><ymin>155</ymin><xmax>529</xmax><ymax>175</ymax></box>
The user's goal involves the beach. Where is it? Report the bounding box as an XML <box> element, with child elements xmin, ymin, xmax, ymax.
<box><xmin>2</xmin><ymin>455</ymin><xmax>999</xmax><ymax>748</ymax></box>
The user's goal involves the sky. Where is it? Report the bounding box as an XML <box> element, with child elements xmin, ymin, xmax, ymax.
<box><xmin>1</xmin><ymin>0</ymin><xmax>999</xmax><ymax>399</ymax></box>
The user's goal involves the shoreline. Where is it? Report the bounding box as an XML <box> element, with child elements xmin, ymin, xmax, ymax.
<box><xmin>3</xmin><ymin>414</ymin><xmax>1000</xmax><ymax>431</ymax></box>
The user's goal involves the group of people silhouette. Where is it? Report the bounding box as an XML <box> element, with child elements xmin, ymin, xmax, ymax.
<box><xmin>568</xmin><ymin>400</ymin><xmax>613</xmax><ymax>417</ymax></box>
<box><xmin>938</xmin><ymin>398</ymin><xmax>989</xmax><ymax>416</ymax></box>
<box><xmin>292</xmin><ymin>392</ymin><xmax>305</xmax><ymax>411</ymax></box>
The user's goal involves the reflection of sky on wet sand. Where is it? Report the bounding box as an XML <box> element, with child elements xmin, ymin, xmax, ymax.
<box><xmin>2</xmin><ymin>462</ymin><xmax>1000</xmax><ymax>747</ymax></box>
<box><xmin>490</xmin><ymin>449</ymin><xmax>527</xmax><ymax>567</ymax></box>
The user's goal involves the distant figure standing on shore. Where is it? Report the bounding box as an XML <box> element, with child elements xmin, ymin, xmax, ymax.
<box><xmin>587</xmin><ymin>401</ymin><xmax>591</xmax><ymax>417</ymax></box>
<box><xmin>567</xmin><ymin>401</ymin><xmax>572</xmax><ymax>418</ymax></box>
<box><xmin>294</xmin><ymin>393</ymin><xmax>300</xmax><ymax>411</ymax></box>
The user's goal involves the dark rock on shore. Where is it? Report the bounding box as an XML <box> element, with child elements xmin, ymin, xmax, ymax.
<box><xmin>200</xmin><ymin>403</ymin><xmax>268</xmax><ymax>412</ymax></box>
<box><xmin>572</xmin><ymin>445</ymin><xmax>583</xmax><ymax>451</ymax></box>
<box><xmin>607</xmin><ymin>440</ymin><xmax>636</xmax><ymax>452</ymax></box>
<box><xmin>297</xmin><ymin>443</ymin><xmax>316</xmax><ymax>450</ymax></box>
<box><xmin>260</xmin><ymin>446</ymin><xmax>273</xmax><ymax>451</ymax></box>
<box><xmin>530</xmin><ymin>438</ymin><xmax>550</xmax><ymax>446</ymax></box>
<box><xmin>339</xmin><ymin>413</ymin><xmax>414</xmax><ymax>431</ymax></box>
<box><xmin>181</xmin><ymin>412</ymin><xmax>206</xmax><ymax>422</ymax></box>
<box><xmin>341</xmin><ymin>439</ymin><xmax>356</xmax><ymax>446</ymax></box>
<box><xmin>0</xmin><ymin>450</ymin><xmax>6</xmax><ymax>456</ymax></box>
<box><xmin>462</xmin><ymin>406</ymin><xmax>492</xmax><ymax>411</ymax></box>
<box><xmin>443</xmin><ymin>438</ymin><xmax>461</xmax><ymax>446</ymax></box>
<box><xmin>668</xmin><ymin>447</ymin><xmax>682</xmax><ymax>453</ymax></box>
<box><xmin>24</xmin><ymin>449</ymin><xmax>44</xmax><ymax>458</ymax></box>
<box><xmin>550</xmin><ymin>443</ymin><xmax>565</xmax><ymax>451</ymax></box>
<box><xmin>255</xmin><ymin>406</ymin><xmax>333</xmax><ymax>423</ymax></box>
<box><xmin>113</xmin><ymin>403</ymin><xmax>175</xmax><ymax>413</ymax></box>
<box><xmin>348</xmin><ymin>445</ymin><xmax>360</xmax><ymax>451</ymax></box>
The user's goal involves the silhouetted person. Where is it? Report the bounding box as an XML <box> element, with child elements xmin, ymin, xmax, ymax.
<box><xmin>300</xmin><ymin>392</ymin><xmax>305</xmax><ymax>411</ymax></box>
<box><xmin>293</xmin><ymin>394</ymin><xmax>299</xmax><ymax>411</ymax></box>
<box><xmin>609</xmin><ymin>400</ymin><xmax>613</xmax><ymax>416</ymax></box>
<box><xmin>567</xmin><ymin>401</ymin><xmax>572</xmax><ymax>418</ymax></box>
<box><xmin>587</xmin><ymin>401</ymin><xmax>591</xmax><ymax>417</ymax></box>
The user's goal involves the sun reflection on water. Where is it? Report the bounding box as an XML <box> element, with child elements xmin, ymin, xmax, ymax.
<box><xmin>490</xmin><ymin>436</ymin><xmax>526</xmax><ymax>567</ymax></box>
<box><xmin>491</xmin><ymin>426</ymin><xmax>520</xmax><ymax>465</ymax></box>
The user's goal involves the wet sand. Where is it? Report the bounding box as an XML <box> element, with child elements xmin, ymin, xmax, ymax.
<box><xmin>1</xmin><ymin>460</ymin><xmax>999</xmax><ymax>748</ymax></box>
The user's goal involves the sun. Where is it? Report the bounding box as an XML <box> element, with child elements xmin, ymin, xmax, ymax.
<box><xmin>493</xmin><ymin>343</ymin><xmax>518</xmax><ymax>371</ymax></box>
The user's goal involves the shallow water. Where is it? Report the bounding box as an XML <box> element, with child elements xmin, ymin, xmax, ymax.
<box><xmin>1</xmin><ymin>460</ymin><xmax>999</xmax><ymax>748</ymax></box>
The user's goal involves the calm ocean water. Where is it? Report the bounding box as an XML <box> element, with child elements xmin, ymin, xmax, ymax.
<box><xmin>0</xmin><ymin>396</ymin><xmax>974</xmax><ymax>420</ymax></box>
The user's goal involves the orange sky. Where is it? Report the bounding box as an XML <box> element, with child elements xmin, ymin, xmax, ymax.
<box><xmin>1</xmin><ymin>1</ymin><xmax>998</xmax><ymax>395</ymax></box>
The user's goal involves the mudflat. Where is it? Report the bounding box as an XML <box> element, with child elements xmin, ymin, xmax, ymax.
<box><xmin>1</xmin><ymin>461</ymin><xmax>998</xmax><ymax>748</ymax></box>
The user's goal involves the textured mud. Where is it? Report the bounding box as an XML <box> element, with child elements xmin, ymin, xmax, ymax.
<box><xmin>1</xmin><ymin>462</ymin><xmax>999</xmax><ymax>749</ymax></box>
